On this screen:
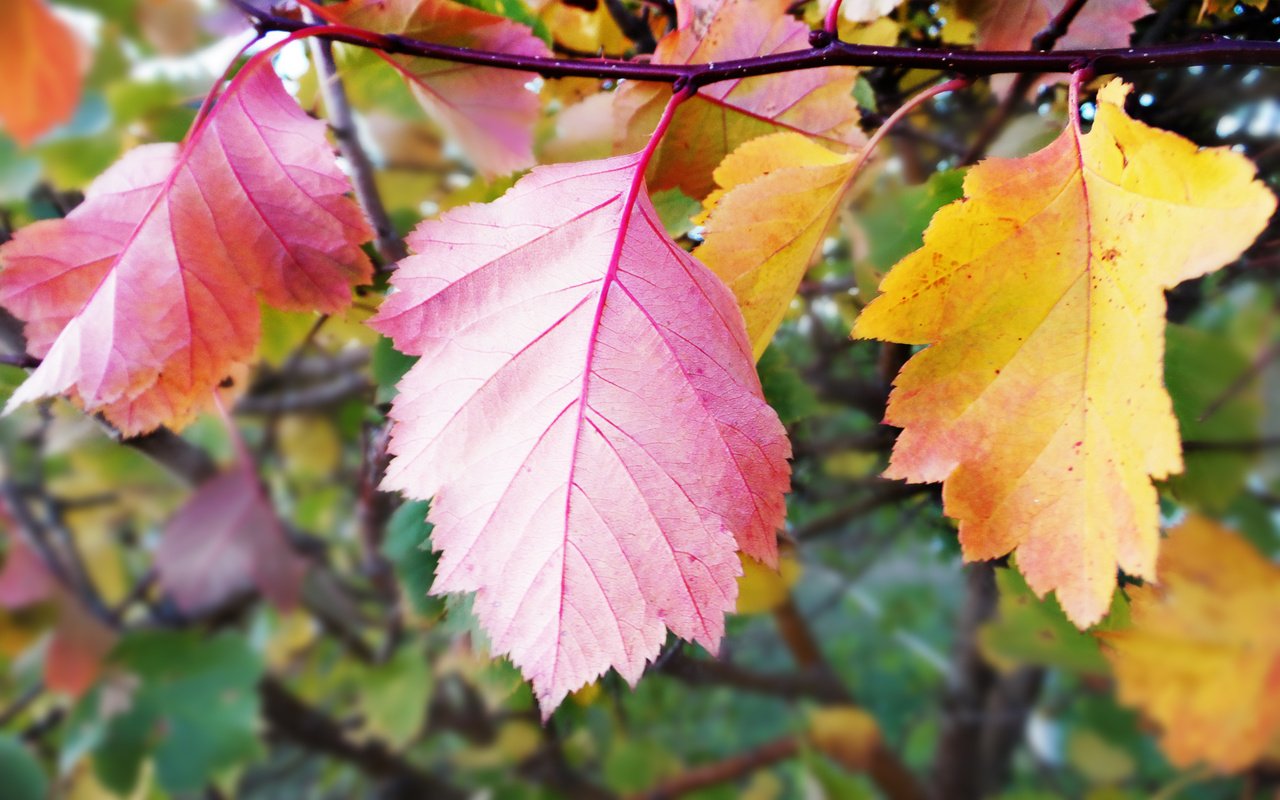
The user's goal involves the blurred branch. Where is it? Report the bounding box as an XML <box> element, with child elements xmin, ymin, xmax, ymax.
<box><xmin>260</xmin><ymin>677</ymin><xmax>467</xmax><ymax>800</ymax></box>
<box><xmin>963</xmin><ymin>0</ymin><xmax>1093</xmax><ymax>164</ymax></box>
<box><xmin>791</xmin><ymin>481</ymin><xmax>934</xmax><ymax>540</ymax></box>
<box><xmin>657</xmin><ymin>648</ymin><xmax>850</xmax><ymax>703</ymax></box>
<box><xmin>306</xmin><ymin>15</ymin><xmax>408</xmax><ymax>267</ymax></box>
<box><xmin>113</xmin><ymin>427</ymin><xmax>218</xmax><ymax>486</ymax></box>
<box><xmin>1197</xmin><ymin>339</ymin><xmax>1278</xmax><ymax>422</ymax></box>
<box><xmin>629</xmin><ymin>737</ymin><xmax>799</xmax><ymax>800</ymax></box>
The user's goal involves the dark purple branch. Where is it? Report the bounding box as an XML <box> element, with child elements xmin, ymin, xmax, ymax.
<box><xmin>1030</xmin><ymin>0</ymin><xmax>1092</xmax><ymax>52</ymax></box>
<box><xmin>233</xmin><ymin>1</ymin><xmax>1280</xmax><ymax>83</ymax></box>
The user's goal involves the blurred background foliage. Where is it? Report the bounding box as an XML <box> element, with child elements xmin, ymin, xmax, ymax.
<box><xmin>0</xmin><ymin>0</ymin><xmax>1278</xmax><ymax>798</ymax></box>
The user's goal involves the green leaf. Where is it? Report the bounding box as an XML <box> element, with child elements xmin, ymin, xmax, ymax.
<box><xmin>0</xmin><ymin>735</ymin><xmax>48</xmax><ymax>800</ymax></box>
<box><xmin>453</xmin><ymin>0</ymin><xmax>552</xmax><ymax>44</ymax></box>
<box><xmin>977</xmin><ymin>567</ymin><xmax>1119</xmax><ymax>676</ymax></box>
<box><xmin>95</xmin><ymin>632</ymin><xmax>265</xmax><ymax>794</ymax></box>
<box><xmin>355</xmin><ymin>646</ymin><xmax>433</xmax><ymax>747</ymax></box>
<box><xmin>372</xmin><ymin>335</ymin><xmax>418</xmax><ymax>400</ymax></box>
<box><xmin>382</xmin><ymin>500</ymin><xmax>444</xmax><ymax>617</ymax></box>
<box><xmin>758</xmin><ymin>346</ymin><xmax>819</xmax><ymax>424</ymax></box>
<box><xmin>652</xmin><ymin>188</ymin><xmax>701</xmax><ymax>239</ymax></box>
<box><xmin>1164</xmin><ymin>323</ymin><xmax>1261</xmax><ymax>511</ymax></box>
<box><xmin>861</xmin><ymin>169</ymin><xmax>965</xmax><ymax>270</ymax></box>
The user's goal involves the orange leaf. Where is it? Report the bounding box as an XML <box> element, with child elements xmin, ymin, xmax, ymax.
<box><xmin>855</xmin><ymin>81</ymin><xmax>1275</xmax><ymax>626</ymax></box>
<box><xmin>0</xmin><ymin>59</ymin><xmax>373</xmax><ymax>435</ymax></box>
<box><xmin>1098</xmin><ymin>515</ymin><xmax>1280</xmax><ymax>772</ymax></box>
<box><xmin>0</xmin><ymin>0</ymin><xmax>84</xmax><ymax>146</ymax></box>
<box><xmin>613</xmin><ymin>0</ymin><xmax>862</xmax><ymax>197</ymax></box>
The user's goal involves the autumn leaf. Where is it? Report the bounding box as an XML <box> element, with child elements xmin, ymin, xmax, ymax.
<box><xmin>0</xmin><ymin>529</ymin><xmax>116</xmax><ymax>698</ymax></box>
<box><xmin>1097</xmin><ymin>515</ymin><xmax>1280</xmax><ymax>772</ymax></box>
<box><xmin>331</xmin><ymin>0</ymin><xmax>551</xmax><ymax>176</ymax></box>
<box><xmin>155</xmin><ymin>466</ymin><xmax>307</xmax><ymax>615</ymax></box>
<box><xmin>0</xmin><ymin>59</ymin><xmax>373</xmax><ymax>436</ymax></box>
<box><xmin>694</xmin><ymin>132</ymin><xmax>858</xmax><ymax>359</ymax></box>
<box><xmin>0</xmin><ymin>0</ymin><xmax>85</xmax><ymax>146</ymax></box>
<box><xmin>854</xmin><ymin>80</ymin><xmax>1276</xmax><ymax>626</ymax></box>
<box><xmin>613</xmin><ymin>0</ymin><xmax>862</xmax><ymax>197</ymax></box>
<box><xmin>370</xmin><ymin>153</ymin><xmax>791</xmax><ymax>712</ymax></box>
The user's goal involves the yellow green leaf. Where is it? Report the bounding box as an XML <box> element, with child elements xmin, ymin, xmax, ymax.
<box><xmin>854</xmin><ymin>80</ymin><xmax>1275</xmax><ymax>626</ymax></box>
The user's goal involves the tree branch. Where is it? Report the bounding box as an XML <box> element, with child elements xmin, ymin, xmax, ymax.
<box><xmin>306</xmin><ymin>15</ymin><xmax>408</xmax><ymax>266</ymax></box>
<box><xmin>232</xmin><ymin>2</ymin><xmax>1280</xmax><ymax>83</ymax></box>
<box><xmin>260</xmin><ymin>676</ymin><xmax>467</xmax><ymax>800</ymax></box>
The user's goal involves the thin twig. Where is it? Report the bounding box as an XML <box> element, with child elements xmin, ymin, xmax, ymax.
<box><xmin>963</xmin><ymin>0</ymin><xmax>1093</xmax><ymax>164</ymax></box>
<box><xmin>230</xmin><ymin>2</ymin><xmax>1280</xmax><ymax>83</ymax></box>
<box><xmin>307</xmin><ymin>16</ymin><xmax>408</xmax><ymax>266</ymax></box>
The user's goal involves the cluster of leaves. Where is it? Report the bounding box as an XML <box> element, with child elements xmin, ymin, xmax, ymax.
<box><xmin>0</xmin><ymin>0</ymin><xmax>1278</xmax><ymax>798</ymax></box>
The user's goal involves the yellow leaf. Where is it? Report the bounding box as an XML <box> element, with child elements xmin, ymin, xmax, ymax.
<box><xmin>278</xmin><ymin>414</ymin><xmax>342</xmax><ymax>480</ymax></box>
<box><xmin>265</xmin><ymin>610</ymin><xmax>318</xmax><ymax>670</ymax></box>
<box><xmin>735</xmin><ymin>549</ymin><xmax>802</xmax><ymax>615</ymax></box>
<box><xmin>570</xmin><ymin>680</ymin><xmax>602</xmax><ymax>706</ymax></box>
<box><xmin>536</xmin><ymin>0</ymin><xmax>630</xmax><ymax>54</ymax></box>
<box><xmin>695</xmin><ymin>132</ymin><xmax>858</xmax><ymax>359</ymax></box>
<box><xmin>817</xmin><ymin>0</ymin><xmax>904</xmax><ymax>24</ymax></box>
<box><xmin>808</xmin><ymin>706</ymin><xmax>881</xmax><ymax>771</ymax></box>
<box><xmin>453</xmin><ymin>720</ymin><xmax>543</xmax><ymax>769</ymax></box>
<box><xmin>854</xmin><ymin>80</ymin><xmax>1275</xmax><ymax>626</ymax></box>
<box><xmin>1097</xmin><ymin>515</ymin><xmax>1280</xmax><ymax>772</ymax></box>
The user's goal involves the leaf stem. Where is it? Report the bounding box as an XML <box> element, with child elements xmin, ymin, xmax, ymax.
<box><xmin>848</xmin><ymin>76</ymin><xmax>970</xmax><ymax>184</ymax></box>
<box><xmin>823</xmin><ymin>0</ymin><xmax>844</xmax><ymax>36</ymax></box>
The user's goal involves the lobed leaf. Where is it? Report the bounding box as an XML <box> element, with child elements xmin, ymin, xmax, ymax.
<box><xmin>694</xmin><ymin>131</ymin><xmax>858</xmax><ymax>359</ymax></box>
<box><xmin>855</xmin><ymin>80</ymin><xmax>1276</xmax><ymax>626</ymax></box>
<box><xmin>1098</xmin><ymin>515</ymin><xmax>1280</xmax><ymax>772</ymax></box>
<box><xmin>0</xmin><ymin>60</ymin><xmax>373</xmax><ymax>435</ymax></box>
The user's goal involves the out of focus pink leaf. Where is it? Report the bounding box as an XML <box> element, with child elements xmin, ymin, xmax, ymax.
<box><xmin>156</xmin><ymin>466</ymin><xmax>307</xmax><ymax>615</ymax></box>
<box><xmin>332</xmin><ymin>0</ymin><xmax>551</xmax><ymax>176</ymax></box>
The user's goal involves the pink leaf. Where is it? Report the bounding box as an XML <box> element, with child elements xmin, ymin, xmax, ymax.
<box><xmin>0</xmin><ymin>59</ymin><xmax>373</xmax><ymax>435</ymax></box>
<box><xmin>0</xmin><ymin>533</ymin><xmax>55</xmax><ymax>609</ymax></box>
<box><xmin>156</xmin><ymin>466</ymin><xmax>307</xmax><ymax>615</ymax></box>
<box><xmin>966</xmin><ymin>0</ymin><xmax>1152</xmax><ymax>92</ymax></box>
<box><xmin>371</xmin><ymin>154</ymin><xmax>791</xmax><ymax>713</ymax></box>
<box><xmin>332</xmin><ymin>0</ymin><xmax>551</xmax><ymax>176</ymax></box>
